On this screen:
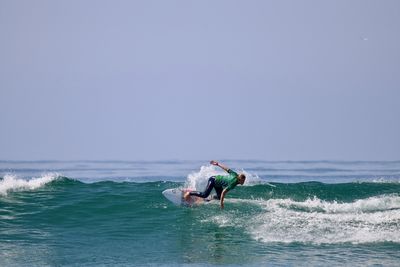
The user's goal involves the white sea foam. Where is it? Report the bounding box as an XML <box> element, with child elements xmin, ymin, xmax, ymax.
<box><xmin>371</xmin><ymin>177</ymin><xmax>400</xmax><ymax>183</ymax></box>
<box><xmin>0</xmin><ymin>173</ymin><xmax>59</xmax><ymax>196</ymax></box>
<box><xmin>204</xmin><ymin>195</ymin><xmax>400</xmax><ymax>244</ymax></box>
<box><xmin>185</xmin><ymin>165</ymin><xmax>224</xmax><ymax>190</ymax></box>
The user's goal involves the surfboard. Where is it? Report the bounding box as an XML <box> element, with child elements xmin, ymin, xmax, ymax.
<box><xmin>162</xmin><ymin>188</ymin><xmax>212</xmax><ymax>206</ymax></box>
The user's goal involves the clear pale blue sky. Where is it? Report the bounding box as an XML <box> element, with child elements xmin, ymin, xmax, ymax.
<box><xmin>1</xmin><ymin>0</ymin><xmax>399</xmax><ymax>161</ymax></box>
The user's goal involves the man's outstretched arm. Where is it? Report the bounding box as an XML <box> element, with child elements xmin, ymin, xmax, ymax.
<box><xmin>210</xmin><ymin>160</ymin><xmax>230</xmax><ymax>173</ymax></box>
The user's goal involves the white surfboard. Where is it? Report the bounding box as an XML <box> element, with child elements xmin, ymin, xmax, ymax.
<box><xmin>162</xmin><ymin>188</ymin><xmax>212</xmax><ymax>206</ymax></box>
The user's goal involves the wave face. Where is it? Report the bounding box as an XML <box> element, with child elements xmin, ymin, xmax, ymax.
<box><xmin>1</xmin><ymin>161</ymin><xmax>400</xmax><ymax>266</ymax></box>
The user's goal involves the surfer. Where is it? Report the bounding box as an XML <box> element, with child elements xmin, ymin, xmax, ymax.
<box><xmin>184</xmin><ymin>160</ymin><xmax>246</xmax><ymax>209</ymax></box>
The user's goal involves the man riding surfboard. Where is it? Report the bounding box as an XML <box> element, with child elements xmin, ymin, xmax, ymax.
<box><xmin>184</xmin><ymin>160</ymin><xmax>246</xmax><ymax>209</ymax></box>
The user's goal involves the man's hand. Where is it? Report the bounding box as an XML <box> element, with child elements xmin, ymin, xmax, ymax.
<box><xmin>220</xmin><ymin>201</ymin><xmax>224</xmax><ymax>209</ymax></box>
<box><xmin>210</xmin><ymin>160</ymin><xmax>219</xmax><ymax>166</ymax></box>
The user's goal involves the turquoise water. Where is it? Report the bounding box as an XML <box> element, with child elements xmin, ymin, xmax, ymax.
<box><xmin>1</xmin><ymin>161</ymin><xmax>400</xmax><ymax>266</ymax></box>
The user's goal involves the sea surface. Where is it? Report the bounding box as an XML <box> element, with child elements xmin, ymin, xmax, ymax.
<box><xmin>0</xmin><ymin>160</ymin><xmax>399</xmax><ymax>266</ymax></box>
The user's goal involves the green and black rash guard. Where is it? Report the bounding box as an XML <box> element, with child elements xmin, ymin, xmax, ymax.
<box><xmin>214</xmin><ymin>169</ymin><xmax>239</xmax><ymax>192</ymax></box>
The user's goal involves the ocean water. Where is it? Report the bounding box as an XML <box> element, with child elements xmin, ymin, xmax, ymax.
<box><xmin>0</xmin><ymin>160</ymin><xmax>399</xmax><ymax>266</ymax></box>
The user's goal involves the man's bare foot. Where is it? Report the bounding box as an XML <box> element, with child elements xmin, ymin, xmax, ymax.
<box><xmin>183</xmin><ymin>192</ymin><xmax>191</xmax><ymax>201</ymax></box>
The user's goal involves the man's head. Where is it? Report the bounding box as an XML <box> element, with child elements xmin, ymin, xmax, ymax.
<box><xmin>238</xmin><ymin>174</ymin><xmax>246</xmax><ymax>185</ymax></box>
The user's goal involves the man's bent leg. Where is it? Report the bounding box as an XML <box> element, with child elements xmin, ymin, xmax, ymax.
<box><xmin>189</xmin><ymin>177</ymin><xmax>215</xmax><ymax>198</ymax></box>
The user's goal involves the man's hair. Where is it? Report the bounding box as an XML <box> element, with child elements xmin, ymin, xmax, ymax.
<box><xmin>239</xmin><ymin>174</ymin><xmax>246</xmax><ymax>180</ymax></box>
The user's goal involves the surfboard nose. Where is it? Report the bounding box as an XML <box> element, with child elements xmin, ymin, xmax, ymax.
<box><xmin>162</xmin><ymin>188</ymin><xmax>183</xmax><ymax>205</ymax></box>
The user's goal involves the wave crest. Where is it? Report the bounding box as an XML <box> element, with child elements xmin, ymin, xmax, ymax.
<box><xmin>0</xmin><ymin>173</ymin><xmax>60</xmax><ymax>196</ymax></box>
